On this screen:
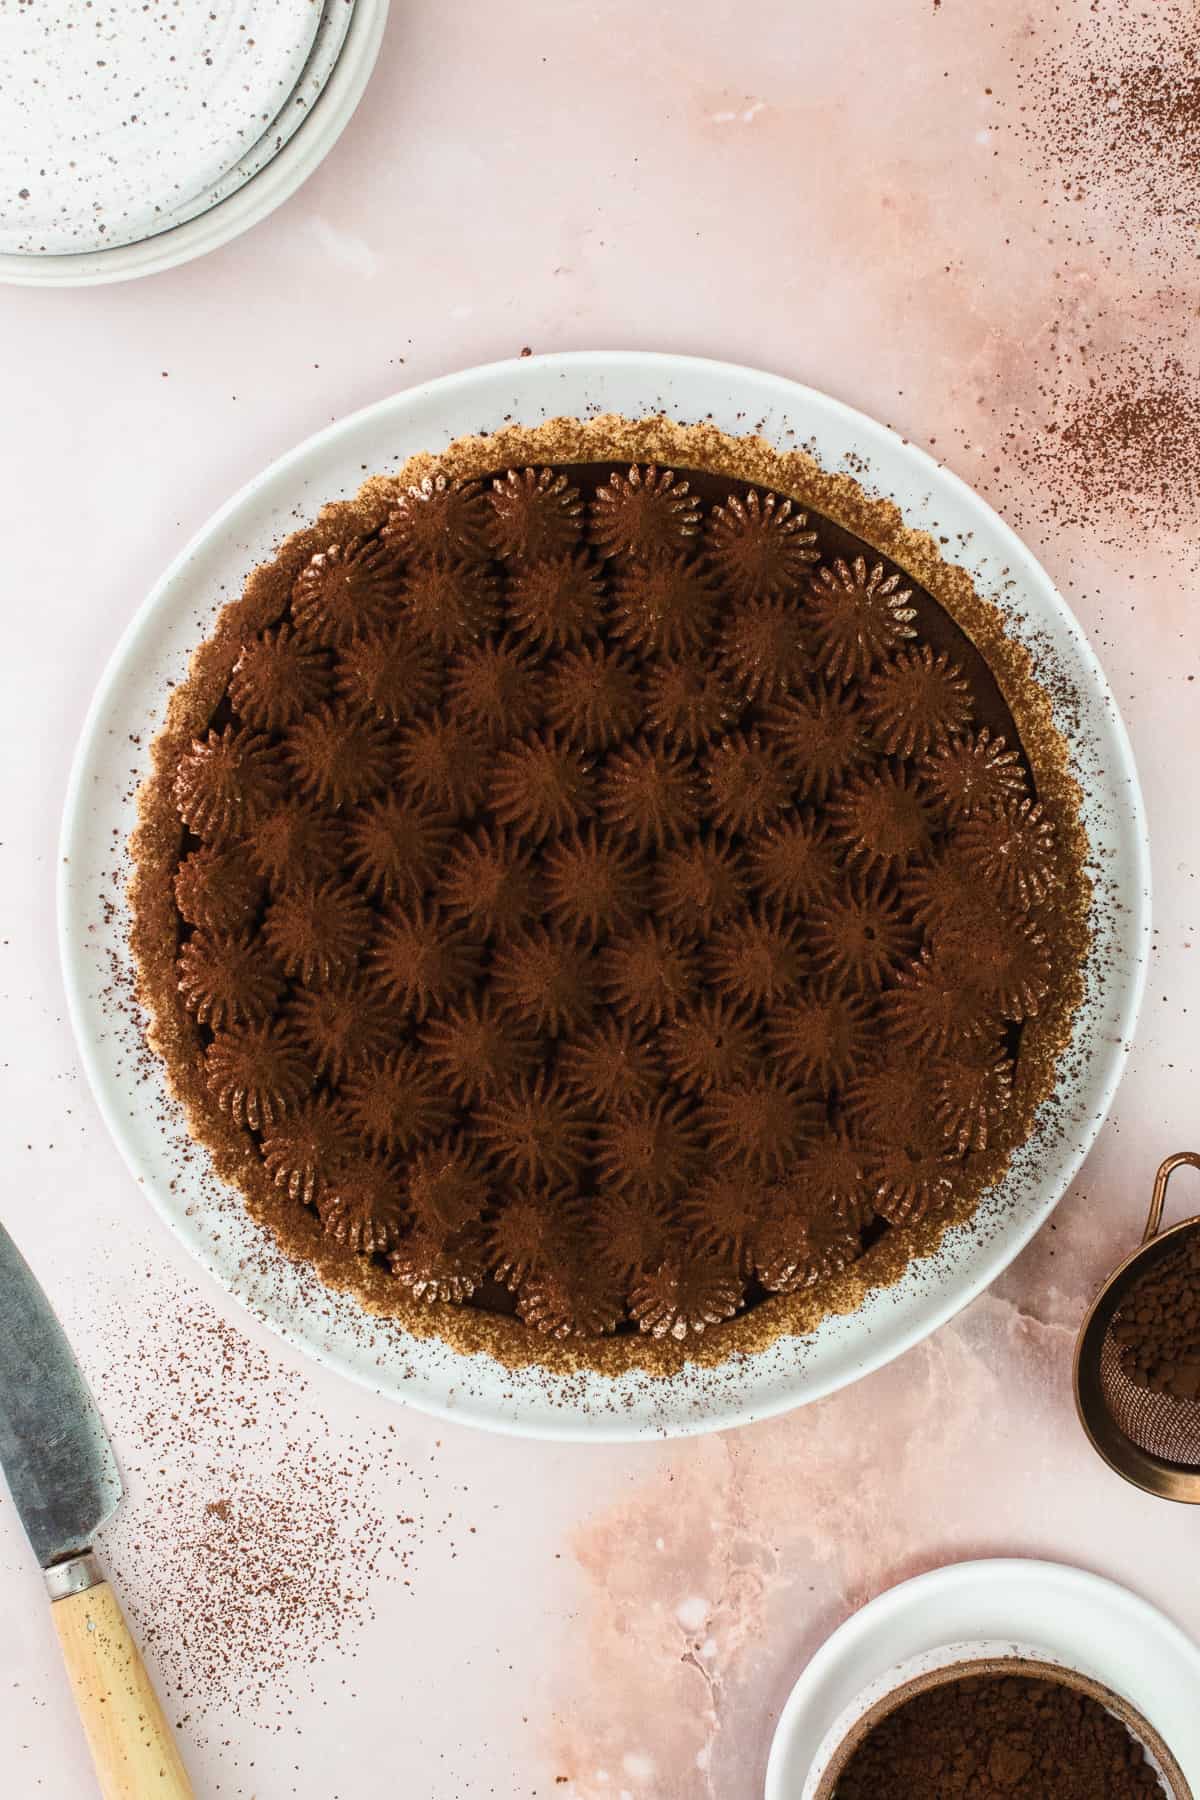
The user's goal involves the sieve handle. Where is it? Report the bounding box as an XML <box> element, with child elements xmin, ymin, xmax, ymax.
<box><xmin>1142</xmin><ymin>1152</ymin><xmax>1200</xmax><ymax>1242</ymax></box>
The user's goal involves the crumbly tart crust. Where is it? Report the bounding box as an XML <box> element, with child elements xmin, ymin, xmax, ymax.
<box><xmin>129</xmin><ymin>413</ymin><xmax>1090</xmax><ymax>1377</ymax></box>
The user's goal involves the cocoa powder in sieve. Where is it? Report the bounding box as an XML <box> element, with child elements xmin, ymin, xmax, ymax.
<box><xmin>834</xmin><ymin>1672</ymin><xmax>1166</xmax><ymax>1799</ymax></box>
<box><xmin>1112</xmin><ymin>1233</ymin><xmax>1200</xmax><ymax>1401</ymax></box>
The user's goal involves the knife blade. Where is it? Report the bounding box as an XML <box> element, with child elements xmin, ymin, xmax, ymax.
<box><xmin>0</xmin><ymin>1221</ymin><xmax>121</xmax><ymax>1569</ymax></box>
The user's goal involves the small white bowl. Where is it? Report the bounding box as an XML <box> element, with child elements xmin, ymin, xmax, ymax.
<box><xmin>805</xmin><ymin>1645</ymin><xmax>1189</xmax><ymax>1799</ymax></box>
<box><xmin>766</xmin><ymin>1560</ymin><xmax>1200</xmax><ymax>1796</ymax></box>
<box><xmin>0</xmin><ymin>0</ymin><xmax>388</xmax><ymax>288</ymax></box>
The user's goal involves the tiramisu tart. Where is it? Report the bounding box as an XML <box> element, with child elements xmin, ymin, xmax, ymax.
<box><xmin>130</xmin><ymin>415</ymin><xmax>1090</xmax><ymax>1374</ymax></box>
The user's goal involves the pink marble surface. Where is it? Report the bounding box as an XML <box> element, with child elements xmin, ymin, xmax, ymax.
<box><xmin>1</xmin><ymin>2</ymin><xmax>1198</xmax><ymax>1794</ymax></box>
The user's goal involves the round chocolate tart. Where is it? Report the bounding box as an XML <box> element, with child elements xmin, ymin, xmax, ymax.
<box><xmin>129</xmin><ymin>415</ymin><xmax>1090</xmax><ymax>1375</ymax></box>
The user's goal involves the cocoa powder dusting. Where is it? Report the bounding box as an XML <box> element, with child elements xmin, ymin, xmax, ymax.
<box><xmin>1001</xmin><ymin>343</ymin><xmax>1200</xmax><ymax>544</ymax></box>
<box><xmin>997</xmin><ymin>6</ymin><xmax>1200</xmax><ymax>544</ymax></box>
<box><xmin>90</xmin><ymin>1285</ymin><xmax>434</xmax><ymax>1726</ymax></box>
<box><xmin>835</xmin><ymin>1672</ymin><xmax>1166</xmax><ymax>1799</ymax></box>
<box><xmin>1019</xmin><ymin>6</ymin><xmax>1200</xmax><ymax>258</ymax></box>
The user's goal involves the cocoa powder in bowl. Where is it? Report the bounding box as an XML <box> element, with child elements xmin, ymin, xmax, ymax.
<box><xmin>829</xmin><ymin>1667</ymin><xmax>1171</xmax><ymax>1799</ymax></box>
<box><xmin>1111</xmin><ymin>1231</ymin><xmax>1200</xmax><ymax>1402</ymax></box>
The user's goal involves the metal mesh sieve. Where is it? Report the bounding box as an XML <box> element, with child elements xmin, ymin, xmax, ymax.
<box><xmin>1074</xmin><ymin>1153</ymin><xmax>1200</xmax><ymax>1502</ymax></box>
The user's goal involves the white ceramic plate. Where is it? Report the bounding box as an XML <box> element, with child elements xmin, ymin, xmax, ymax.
<box><xmin>0</xmin><ymin>0</ymin><xmax>323</xmax><ymax>255</ymax></box>
<box><xmin>765</xmin><ymin>1560</ymin><xmax>1200</xmax><ymax>1796</ymax></box>
<box><xmin>58</xmin><ymin>352</ymin><xmax>1150</xmax><ymax>1442</ymax></box>
<box><xmin>147</xmin><ymin>0</ymin><xmax>357</xmax><ymax>240</ymax></box>
<box><xmin>0</xmin><ymin>0</ymin><xmax>386</xmax><ymax>287</ymax></box>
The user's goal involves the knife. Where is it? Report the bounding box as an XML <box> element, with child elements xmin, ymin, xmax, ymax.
<box><xmin>0</xmin><ymin>1221</ymin><xmax>193</xmax><ymax>1799</ymax></box>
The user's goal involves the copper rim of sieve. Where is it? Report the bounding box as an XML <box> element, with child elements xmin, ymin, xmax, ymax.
<box><xmin>811</xmin><ymin>1654</ymin><xmax>1192</xmax><ymax>1799</ymax></box>
<box><xmin>1074</xmin><ymin>1152</ymin><xmax>1200</xmax><ymax>1502</ymax></box>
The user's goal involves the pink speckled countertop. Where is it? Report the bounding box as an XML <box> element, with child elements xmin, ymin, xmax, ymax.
<box><xmin>1</xmin><ymin>3</ymin><xmax>1198</xmax><ymax>1795</ymax></box>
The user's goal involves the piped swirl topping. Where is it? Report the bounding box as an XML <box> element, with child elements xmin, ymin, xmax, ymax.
<box><xmin>335</xmin><ymin>624</ymin><xmax>440</xmax><ymax>723</ymax></box>
<box><xmin>229</xmin><ymin>627</ymin><xmax>332</xmax><ymax>731</ymax></box>
<box><xmin>705</xmin><ymin>489</ymin><xmax>819</xmax><ymax>599</ymax></box>
<box><xmin>590</xmin><ymin>464</ymin><xmax>701</xmax><ymax>560</ymax></box>
<box><xmin>174</xmin><ymin>846</ymin><xmax>264</xmax><ymax>936</ymax></box>
<box><xmin>174</xmin><ymin>726</ymin><xmax>286</xmax><ymax>841</ymax></box>
<box><xmin>291</xmin><ymin>537</ymin><xmax>404</xmax><ymax>647</ymax></box>
<box><xmin>161</xmin><ymin>456</ymin><xmax>1072</xmax><ymax>1344</ymax></box>
<box><xmin>808</xmin><ymin>555</ymin><xmax>917</xmax><ymax>682</ymax></box>
<box><xmin>383</xmin><ymin>474</ymin><xmax>490</xmax><ymax>562</ymax></box>
<box><xmin>178</xmin><ymin>930</ymin><xmax>283</xmax><ymax>1029</ymax></box>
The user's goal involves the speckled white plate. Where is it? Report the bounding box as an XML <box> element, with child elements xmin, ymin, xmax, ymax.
<box><xmin>765</xmin><ymin>1560</ymin><xmax>1200</xmax><ymax>1796</ymax></box>
<box><xmin>0</xmin><ymin>0</ymin><xmax>385</xmax><ymax>285</ymax></box>
<box><xmin>143</xmin><ymin>0</ymin><xmax>356</xmax><ymax>239</ymax></box>
<box><xmin>57</xmin><ymin>353</ymin><xmax>1150</xmax><ymax>1441</ymax></box>
<box><xmin>0</xmin><ymin>0</ymin><xmax>323</xmax><ymax>255</ymax></box>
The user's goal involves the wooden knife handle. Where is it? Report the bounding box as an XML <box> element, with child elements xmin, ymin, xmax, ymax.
<box><xmin>49</xmin><ymin>1557</ymin><xmax>193</xmax><ymax>1799</ymax></box>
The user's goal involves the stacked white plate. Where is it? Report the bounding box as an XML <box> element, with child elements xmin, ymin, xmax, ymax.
<box><xmin>0</xmin><ymin>0</ymin><xmax>388</xmax><ymax>286</ymax></box>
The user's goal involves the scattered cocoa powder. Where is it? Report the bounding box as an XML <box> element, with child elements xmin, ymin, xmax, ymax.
<box><xmin>1018</xmin><ymin>6</ymin><xmax>1200</xmax><ymax>260</ymax></box>
<box><xmin>1001</xmin><ymin>344</ymin><xmax>1200</xmax><ymax>543</ymax></box>
<box><xmin>987</xmin><ymin>7</ymin><xmax>1200</xmax><ymax>546</ymax></box>
<box><xmin>90</xmin><ymin>1285</ymin><xmax>441</xmax><ymax>1727</ymax></box>
<box><xmin>1112</xmin><ymin>1232</ymin><xmax>1200</xmax><ymax>1401</ymax></box>
<box><xmin>835</xmin><ymin>1672</ymin><xmax>1167</xmax><ymax>1799</ymax></box>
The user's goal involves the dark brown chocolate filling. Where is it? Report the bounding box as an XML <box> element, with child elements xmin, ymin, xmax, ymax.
<box><xmin>163</xmin><ymin>459</ymin><xmax>1063</xmax><ymax>1342</ymax></box>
